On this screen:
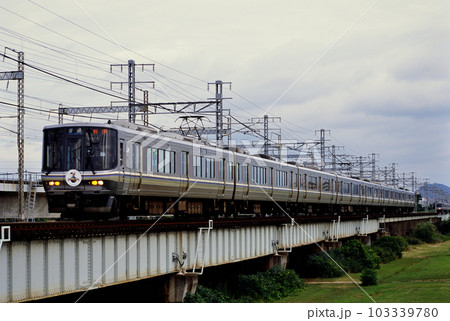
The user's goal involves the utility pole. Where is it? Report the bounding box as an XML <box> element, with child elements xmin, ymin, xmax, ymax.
<box><xmin>390</xmin><ymin>163</ymin><xmax>398</xmax><ymax>187</ymax></box>
<box><xmin>208</xmin><ymin>80</ymin><xmax>231</xmax><ymax>146</ymax></box>
<box><xmin>250</xmin><ymin>115</ymin><xmax>281</xmax><ymax>156</ymax></box>
<box><xmin>264</xmin><ymin>115</ymin><xmax>269</xmax><ymax>155</ymax></box>
<box><xmin>0</xmin><ymin>48</ymin><xmax>25</xmax><ymax>220</ymax></box>
<box><xmin>369</xmin><ymin>153</ymin><xmax>379</xmax><ymax>181</ymax></box>
<box><xmin>315</xmin><ymin>129</ymin><xmax>330</xmax><ymax>170</ymax></box>
<box><xmin>330</xmin><ymin>145</ymin><xmax>344</xmax><ymax>173</ymax></box>
<box><xmin>110</xmin><ymin>60</ymin><xmax>154</xmax><ymax>123</ymax></box>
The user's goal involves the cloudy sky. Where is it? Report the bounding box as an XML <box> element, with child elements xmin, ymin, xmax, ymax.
<box><xmin>1</xmin><ymin>0</ymin><xmax>449</xmax><ymax>187</ymax></box>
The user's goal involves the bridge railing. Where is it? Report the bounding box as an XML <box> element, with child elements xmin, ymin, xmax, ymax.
<box><xmin>0</xmin><ymin>171</ymin><xmax>42</xmax><ymax>185</ymax></box>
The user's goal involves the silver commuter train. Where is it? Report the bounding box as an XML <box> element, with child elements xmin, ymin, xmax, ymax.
<box><xmin>41</xmin><ymin>121</ymin><xmax>415</xmax><ymax>219</ymax></box>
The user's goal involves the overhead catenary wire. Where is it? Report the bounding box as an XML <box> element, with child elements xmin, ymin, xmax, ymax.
<box><xmin>0</xmin><ymin>2</ymin><xmax>405</xmax><ymax>180</ymax></box>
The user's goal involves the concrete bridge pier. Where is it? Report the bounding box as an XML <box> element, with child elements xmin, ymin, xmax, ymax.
<box><xmin>264</xmin><ymin>253</ymin><xmax>289</xmax><ymax>270</ymax></box>
<box><xmin>321</xmin><ymin>240</ymin><xmax>342</xmax><ymax>251</ymax></box>
<box><xmin>358</xmin><ymin>235</ymin><xmax>372</xmax><ymax>246</ymax></box>
<box><xmin>163</xmin><ymin>273</ymin><xmax>198</xmax><ymax>303</ymax></box>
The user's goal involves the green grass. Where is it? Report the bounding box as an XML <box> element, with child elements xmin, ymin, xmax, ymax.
<box><xmin>278</xmin><ymin>241</ymin><xmax>450</xmax><ymax>303</ymax></box>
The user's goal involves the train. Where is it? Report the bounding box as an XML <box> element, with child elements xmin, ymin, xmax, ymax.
<box><xmin>436</xmin><ymin>203</ymin><xmax>450</xmax><ymax>214</ymax></box>
<box><xmin>41</xmin><ymin>121</ymin><xmax>415</xmax><ymax>219</ymax></box>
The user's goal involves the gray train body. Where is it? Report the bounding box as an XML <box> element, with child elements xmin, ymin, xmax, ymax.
<box><xmin>42</xmin><ymin>121</ymin><xmax>415</xmax><ymax>219</ymax></box>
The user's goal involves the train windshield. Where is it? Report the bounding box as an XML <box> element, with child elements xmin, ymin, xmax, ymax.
<box><xmin>43</xmin><ymin>127</ymin><xmax>118</xmax><ymax>172</ymax></box>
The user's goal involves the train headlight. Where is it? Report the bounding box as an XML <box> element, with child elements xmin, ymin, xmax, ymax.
<box><xmin>91</xmin><ymin>180</ymin><xmax>98</xmax><ymax>186</ymax></box>
<box><xmin>98</xmin><ymin>180</ymin><xmax>104</xmax><ymax>186</ymax></box>
<box><xmin>48</xmin><ymin>181</ymin><xmax>60</xmax><ymax>186</ymax></box>
<box><xmin>49</xmin><ymin>181</ymin><xmax>54</xmax><ymax>186</ymax></box>
<box><xmin>55</xmin><ymin>181</ymin><xmax>60</xmax><ymax>186</ymax></box>
<box><xmin>90</xmin><ymin>180</ymin><xmax>104</xmax><ymax>186</ymax></box>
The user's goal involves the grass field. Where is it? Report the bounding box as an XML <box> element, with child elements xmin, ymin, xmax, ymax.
<box><xmin>278</xmin><ymin>241</ymin><xmax>450</xmax><ymax>303</ymax></box>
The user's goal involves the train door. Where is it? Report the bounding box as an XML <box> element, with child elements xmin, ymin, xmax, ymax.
<box><xmin>179</xmin><ymin>151</ymin><xmax>189</xmax><ymax>194</ymax></box>
<box><xmin>288</xmin><ymin>171</ymin><xmax>294</xmax><ymax>200</ymax></box>
<box><xmin>331</xmin><ymin>179</ymin><xmax>335</xmax><ymax>202</ymax></box>
<box><xmin>129</xmin><ymin>142</ymin><xmax>141</xmax><ymax>193</ymax></box>
<box><xmin>318</xmin><ymin>177</ymin><xmax>322</xmax><ymax>201</ymax></box>
<box><xmin>303</xmin><ymin>173</ymin><xmax>308</xmax><ymax>200</ymax></box>
<box><xmin>221</xmin><ymin>158</ymin><xmax>226</xmax><ymax>195</ymax></box>
<box><xmin>119</xmin><ymin>139</ymin><xmax>127</xmax><ymax>193</ymax></box>
<box><xmin>245</xmin><ymin>164</ymin><xmax>249</xmax><ymax>197</ymax></box>
<box><xmin>269</xmin><ymin>167</ymin><xmax>274</xmax><ymax>197</ymax></box>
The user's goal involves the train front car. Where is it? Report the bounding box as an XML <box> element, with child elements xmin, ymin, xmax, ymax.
<box><xmin>42</xmin><ymin>124</ymin><xmax>119</xmax><ymax>219</ymax></box>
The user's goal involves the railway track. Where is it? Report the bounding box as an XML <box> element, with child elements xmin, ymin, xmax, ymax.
<box><xmin>0</xmin><ymin>212</ymin><xmax>436</xmax><ymax>241</ymax></box>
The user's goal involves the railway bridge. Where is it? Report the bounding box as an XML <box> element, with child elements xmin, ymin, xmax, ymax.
<box><xmin>0</xmin><ymin>212</ymin><xmax>444</xmax><ymax>302</ymax></box>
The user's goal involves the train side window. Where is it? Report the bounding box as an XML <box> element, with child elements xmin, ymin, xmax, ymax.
<box><xmin>343</xmin><ymin>182</ymin><xmax>350</xmax><ymax>194</ymax></box>
<box><xmin>301</xmin><ymin>174</ymin><xmax>306</xmax><ymax>190</ymax></box>
<box><xmin>194</xmin><ymin>155</ymin><xmax>215</xmax><ymax>178</ymax></box>
<box><xmin>352</xmin><ymin>184</ymin><xmax>359</xmax><ymax>196</ymax></box>
<box><xmin>252</xmin><ymin>165</ymin><xmax>266</xmax><ymax>185</ymax></box>
<box><xmin>322</xmin><ymin>178</ymin><xmax>330</xmax><ymax>192</ymax></box>
<box><xmin>243</xmin><ymin>165</ymin><xmax>248</xmax><ymax>183</ymax></box>
<box><xmin>275</xmin><ymin>170</ymin><xmax>287</xmax><ymax>187</ymax></box>
<box><xmin>308</xmin><ymin>176</ymin><xmax>318</xmax><ymax>190</ymax></box>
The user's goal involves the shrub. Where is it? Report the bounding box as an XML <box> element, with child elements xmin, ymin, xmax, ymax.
<box><xmin>413</xmin><ymin>221</ymin><xmax>438</xmax><ymax>243</ymax></box>
<box><xmin>361</xmin><ymin>268</ymin><xmax>378</xmax><ymax>286</ymax></box>
<box><xmin>185</xmin><ymin>267</ymin><xmax>305</xmax><ymax>303</ymax></box>
<box><xmin>183</xmin><ymin>285</ymin><xmax>230</xmax><ymax>303</ymax></box>
<box><xmin>236</xmin><ymin>266</ymin><xmax>305</xmax><ymax>302</ymax></box>
<box><xmin>404</xmin><ymin>236</ymin><xmax>422</xmax><ymax>245</ymax></box>
<box><xmin>303</xmin><ymin>250</ymin><xmax>344</xmax><ymax>278</ymax></box>
<box><xmin>372</xmin><ymin>245</ymin><xmax>397</xmax><ymax>263</ymax></box>
<box><xmin>339</xmin><ymin>239</ymin><xmax>380</xmax><ymax>272</ymax></box>
<box><xmin>438</xmin><ymin>220</ymin><xmax>450</xmax><ymax>236</ymax></box>
<box><xmin>372</xmin><ymin>236</ymin><xmax>408</xmax><ymax>262</ymax></box>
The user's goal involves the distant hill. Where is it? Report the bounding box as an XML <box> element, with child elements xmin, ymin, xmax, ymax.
<box><xmin>417</xmin><ymin>183</ymin><xmax>450</xmax><ymax>201</ymax></box>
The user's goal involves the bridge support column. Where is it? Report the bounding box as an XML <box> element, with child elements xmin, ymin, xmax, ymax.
<box><xmin>358</xmin><ymin>235</ymin><xmax>371</xmax><ymax>246</ymax></box>
<box><xmin>164</xmin><ymin>273</ymin><xmax>198</xmax><ymax>303</ymax></box>
<box><xmin>322</xmin><ymin>240</ymin><xmax>341</xmax><ymax>251</ymax></box>
<box><xmin>264</xmin><ymin>253</ymin><xmax>289</xmax><ymax>270</ymax></box>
